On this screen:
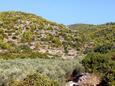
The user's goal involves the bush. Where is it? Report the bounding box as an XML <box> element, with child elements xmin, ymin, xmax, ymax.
<box><xmin>8</xmin><ymin>73</ymin><xmax>59</xmax><ymax>86</ymax></box>
<box><xmin>0</xmin><ymin>58</ymin><xmax>81</xmax><ymax>85</ymax></box>
<box><xmin>82</xmin><ymin>52</ymin><xmax>115</xmax><ymax>86</ymax></box>
<box><xmin>21</xmin><ymin>30</ymin><xmax>34</xmax><ymax>42</ymax></box>
<box><xmin>94</xmin><ymin>44</ymin><xmax>113</xmax><ymax>53</ymax></box>
<box><xmin>52</xmin><ymin>37</ymin><xmax>62</xmax><ymax>47</ymax></box>
<box><xmin>0</xmin><ymin>41</ymin><xmax>11</xmax><ymax>49</ymax></box>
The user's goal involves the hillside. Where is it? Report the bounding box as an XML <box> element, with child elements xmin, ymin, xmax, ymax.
<box><xmin>69</xmin><ymin>23</ymin><xmax>115</xmax><ymax>53</ymax></box>
<box><xmin>0</xmin><ymin>11</ymin><xmax>81</xmax><ymax>59</ymax></box>
<box><xmin>0</xmin><ymin>11</ymin><xmax>115</xmax><ymax>86</ymax></box>
<box><xmin>0</xmin><ymin>11</ymin><xmax>83</xmax><ymax>86</ymax></box>
<box><xmin>69</xmin><ymin>23</ymin><xmax>115</xmax><ymax>86</ymax></box>
<box><xmin>1</xmin><ymin>11</ymin><xmax>114</xmax><ymax>60</ymax></box>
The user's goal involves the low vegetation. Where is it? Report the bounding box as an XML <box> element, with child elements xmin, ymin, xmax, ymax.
<box><xmin>0</xmin><ymin>11</ymin><xmax>115</xmax><ymax>86</ymax></box>
<box><xmin>8</xmin><ymin>73</ymin><xmax>59</xmax><ymax>86</ymax></box>
<box><xmin>0</xmin><ymin>58</ymin><xmax>83</xmax><ymax>85</ymax></box>
<box><xmin>82</xmin><ymin>48</ymin><xmax>115</xmax><ymax>86</ymax></box>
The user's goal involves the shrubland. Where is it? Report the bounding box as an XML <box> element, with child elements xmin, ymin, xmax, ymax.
<box><xmin>0</xmin><ymin>11</ymin><xmax>115</xmax><ymax>86</ymax></box>
<box><xmin>0</xmin><ymin>58</ymin><xmax>83</xmax><ymax>85</ymax></box>
<box><xmin>82</xmin><ymin>48</ymin><xmax>115</xmax><ymax>86</ymax></box>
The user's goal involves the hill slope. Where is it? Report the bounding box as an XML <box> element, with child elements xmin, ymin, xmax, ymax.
<box><xmin>0</xmin><ymin>11</ymin><xmax>115</xmax><ymax>86</ymax></box>
<box><xmin>0</xmin><ymin>11</ymin><xmax>115</xmax><ymax>59</ymax></box>
<box><xmin>69</xmin><ymin>23</ymin><xmax>115</xmax><ymax>52</ymax></box>
<box><xmin>0</xmin><ymin>11</ymin><xmax>80</xmax><ymax>59</ymax></box>
<box><xmin>69</xmin><ymin>23</ymin><xmax>115</xmax><ymax>86</ymax></box>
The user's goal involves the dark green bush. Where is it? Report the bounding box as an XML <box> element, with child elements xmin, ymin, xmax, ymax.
<box><xmin>94</xmin><ymin>44</ymin><xmax>113</xmax><ymax>53</ymax></box>
<box><xmin>82</xmin><ymin>52</ymin><xmax>115</xmax><ymax>86</ymax></box>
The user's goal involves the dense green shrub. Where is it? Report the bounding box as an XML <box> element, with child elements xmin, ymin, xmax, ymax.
<box><xmin>82</xmin><ymin>52</ymin><xmax>111</xmax><ymax>73</ymax></box>
<box><xmin>8</xmin><ymin>73</ymin><xmax>59</xmax><ymax>86</ymax></box>
<box><xmin>52</xmin><ymin>37</ymin><xmax>62</xmax><ymax>47</ymax></box>
<box><xmin>21</xmin><ymin>30</ymin><xmax>34</xmax><ymax>42</ymax></box>
<box><xmin>0</xmin><ymin>41</ymin><xmax>11</xmax><ymax>49</ymax></box>
<box><xmin>94</xmin><ymin>44</ymin><xmax>113</xmax><ymax>53</ymax></box>
<box><xmin>82</xmin><ymin>52</ymin><xmax>115</xmax><ymax>86</ymax></box>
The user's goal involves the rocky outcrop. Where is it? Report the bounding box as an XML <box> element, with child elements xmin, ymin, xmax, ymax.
<box><xmin>65</xmin><ymin>70</ymin><xmax>101</xmax><ymax>86</ymax></box>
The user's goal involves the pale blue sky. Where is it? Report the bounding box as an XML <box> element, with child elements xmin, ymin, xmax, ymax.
<box><xmin>0</xmin><ymin>0</ymin><xmax>115</xmax><ymax>25</ymax></box>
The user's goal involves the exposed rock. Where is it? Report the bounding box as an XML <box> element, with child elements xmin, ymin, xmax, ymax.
<box><xmin>66</xmin><ymin>72</ymin><xmax>101</xmax><ymax>86</ymax></box>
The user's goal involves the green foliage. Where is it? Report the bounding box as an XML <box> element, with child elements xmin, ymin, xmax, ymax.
<box><xmin>0</xmin><ymin>41</ymin><xmax>11</xmax><ymax>49</ymax></box>
<box><xmin>82</xmin><ymin>52</ymin><xmax>110</xmax><ymax>72</ymax></box>
<box><xmin>8</xmin><ymin>73</ymin><xmax>59</xmax><ymax>86</ymax></box>
<box><xmin>17</xmin><ymin>45</ymin><xmax>31</xmax><ymax>52</ymax></box>
<box><xmin>94</xmin><ymin>44</ymin><xmax>113</xmax><ymax>53</ymax></box>
<box><xmin>64</xmin><ymin>46</ymin><xmax>68</xmax><ymax>54</ymax></box>
<box><xmin>0</xmin><ymin>51</ymin><xmax>51</xmax><ymax>59</ymax></box>
<box><xmin>52</xmin><ymin>37</ymin><xmax>62</xmax><ymax>47</ymax></box>
<box><xmin>0</xmin><ymin>58</ymin><xmax>81</xmax><ymax>85</ymax></box>
<box><xmin>82</xmin><ymin>51</ymin><xmax>115</xmax><ymax>86</ymax></box>
<box><xmin>0</xmin><ymin>11</ymin><xmax>68</xmax><ymax>51</ymax></box>
<box><xmin>0</xmin><ymin>28</ymin><xmax>4</xmax><ymax>34</ymax></box>
<box><xmin>0</xmin><ymin>11</ymin><xmax>115</xmax><ymax>86</ymax></box>
<box><xmin>0</xmin><ymin>11</ymin><xmax>114</xmax><ymax>54</ymax></box>
<box><xmin>21</xmin><ymin>30</ymin><xmax>34</xmax><ymax>42</ymax></box>
<box><xmin>69</xmin><ymin>24</ymin><xmax>115</xmax><ymax>53</ymax></box>
<box><xmin>0</xmin><ymin>34</ymin><xmax>4</xmax><ymax>41</ymax></box>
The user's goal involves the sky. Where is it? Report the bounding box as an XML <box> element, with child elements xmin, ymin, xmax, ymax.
<box><xmin>0</xmin><ymin>0</ymin><xmax>115</xmax><ymax>25</ymax></box>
